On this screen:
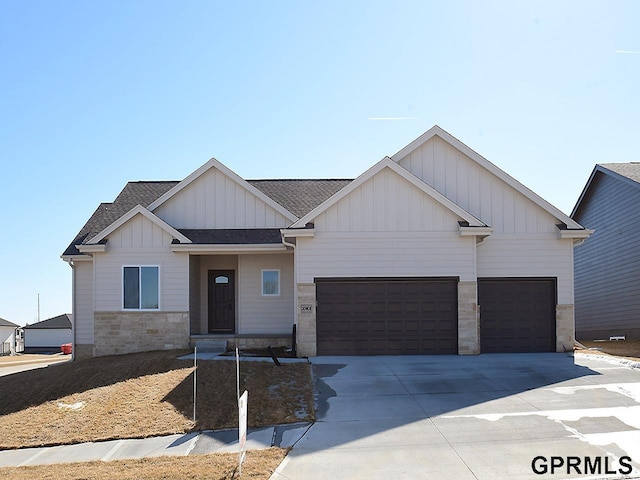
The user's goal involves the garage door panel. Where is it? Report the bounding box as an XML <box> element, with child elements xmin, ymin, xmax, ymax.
<box><xmin>479</xmin><ymin>278</ymin><xmax>556</xmax><ymax>353</ymax></box>
<box><xmin>316</xmin><ymin>278</ymin><xmax>458</xmax><ymax>355</ymax></box>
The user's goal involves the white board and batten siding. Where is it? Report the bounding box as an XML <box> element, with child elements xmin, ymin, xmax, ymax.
<box><xmin>74</xmin><ymin>261</ymin><xmax>95</xmax><ymax>344</ymax></box>
<box><xmin>93</xmin><ymin>213</ymin><xmax>189</xmax><ymax>312</ymax></box>
<box><xmin>237</xmin><ymin>254</ymin><xmax>294</xmax><ymax>335</ymax></box>
<box><xmin>298</xmin><ymin>166</ymin><xmax>476</xmax><ymax>283</ymax></box>
<box><xmin>396</xmin><ymin>135</ymin><xmax>575</xmax><ymax>302</ymax></box>
<box><xmin>154</xmin><ymin>166</ymin><xmax>291</xmax><ymax>229</ymax></box>
<box><xmin>397</xmin><ymin>135</ymin><xmax>561</xmax><ymax>235</ymax></box>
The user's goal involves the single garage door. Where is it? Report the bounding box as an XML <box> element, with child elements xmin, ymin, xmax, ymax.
<box><xmin>478</xmin><ymin>278</ymin><xmax>556</xmax><ymax>353</ymax></box>
<box><xmin>316</xmin><ymin>278</ymin><xmax>458</xmax><ymax>355</ymax></box>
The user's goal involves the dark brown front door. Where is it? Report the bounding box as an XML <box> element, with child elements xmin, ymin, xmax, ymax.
<box><xmin>208</xmin><ymin>270</ymin><xmax>235</xmax><ymax>333</ymax></box>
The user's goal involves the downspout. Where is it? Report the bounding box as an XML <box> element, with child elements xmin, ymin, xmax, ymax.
<box><xmin>281</xmin><ymin>233</ymin><xmax>297</xmax><ymax>353</ymax></box>
<box><xmin>64</xmin><ymin>258</ymin><xmax>76</xmax><ymax>362</ymax></box>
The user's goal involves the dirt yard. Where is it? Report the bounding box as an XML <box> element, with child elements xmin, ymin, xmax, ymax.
<box><xmin>0</xmin><ymin>350</ymin><xmax>314</xmax><ymax>449</ymax></box>
<box><xmin>577</xmin><ymin>338</ymin><xmax>640</xmax><ymax>362</ymax></box>
<box><xmin>0</xmin><ymin>448</ymin><xmax>287</xmax><ymax>480</ymax></box>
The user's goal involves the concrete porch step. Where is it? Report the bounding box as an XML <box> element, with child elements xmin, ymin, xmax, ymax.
<box><xmin>192</xmin><ymin>339</ymin><xmax>227</xmax><ymax>354</ymax></box>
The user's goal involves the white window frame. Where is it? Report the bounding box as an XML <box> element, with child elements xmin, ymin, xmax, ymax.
<box><xmin>261</xmin><ymin>269</ymin><xmax>280</xmax><ymax>297</ymax></box>
<box><xmin>122</xmin><ymin>265</ymin><xmax>161</xmax><ymax>310</ymax></box>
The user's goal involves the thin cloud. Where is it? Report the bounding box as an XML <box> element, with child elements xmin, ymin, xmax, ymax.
<box><xmin>615</xmin><ymin>49</ymin><xmax>640</xmax><ymax>54</ymax></box>
<box><xmin>368</xmin><ymin>116</ymin><xmax>419</xmax><ymax>121</ymax></box>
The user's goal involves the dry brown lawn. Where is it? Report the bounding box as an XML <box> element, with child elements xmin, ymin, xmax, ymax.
<box><xmin>0</xmin><ymin>448</ymin><xmax>287</xmax><ymax>480</ymax></box>
<box><xmin>577</xmin><ymin>339</ymin><xmax>640</xmax><ymax>362</ymax></box>
<box><xmin>0</xmin><ymin>350</ymin><xmax>314</xmax><ymax>449</ymax></box>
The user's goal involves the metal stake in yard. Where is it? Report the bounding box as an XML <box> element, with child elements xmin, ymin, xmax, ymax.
<box><xmin>193</xmin><ymin>346</ymin><xmax>197</xmax><ymax>424</ymax></box>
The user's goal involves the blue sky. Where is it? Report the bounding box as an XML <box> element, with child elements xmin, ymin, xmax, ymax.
<box><xmin>1</xmin><ymin>1</ymin><xmax>638</xmax><ymax>325</ymax></box>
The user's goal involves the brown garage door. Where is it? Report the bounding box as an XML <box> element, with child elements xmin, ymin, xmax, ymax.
<box><xmin>316</xmin><ymin>278</ymin><xmax>458</xmax><ymax>355</ymax></box>
<box><xmin>478</xmin><ymin>278</ymin><xmax>556</xmax><ymax>353</ymax></box>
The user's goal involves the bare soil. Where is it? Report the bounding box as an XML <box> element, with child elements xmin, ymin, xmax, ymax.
<box><xmin>576</xmin><ymin>339</ymin><xmax>640</xmax><ymax>363</ymax></box>
<box><xmin>0</xmin><ymin>350</ymin><xmax>314</xmax><ymax>449</ymax></box>
<box><xmin>0</xmin><ymin>448</ymin><xmax>287</xmax><ymax>480</ymax></box>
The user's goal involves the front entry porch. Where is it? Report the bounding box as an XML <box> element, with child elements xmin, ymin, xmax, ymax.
<box><xmin>189</xmin><ymin>333</ymin><xmax>292</xmax><ymax>352</ymax></box>
<box><xmin>187</xmin><ymin>252</ymin><xmax>295</xmax><ymax>344</ymax></box>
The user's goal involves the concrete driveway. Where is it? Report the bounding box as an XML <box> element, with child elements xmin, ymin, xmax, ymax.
<box><xmin>272</xmin><ymin>353</ymin><xmax>640</xmax><ymax>479</ymax></box>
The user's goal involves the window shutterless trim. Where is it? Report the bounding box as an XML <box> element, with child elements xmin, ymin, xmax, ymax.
<box><xmin>122</xmin><ymin>265</ymin><xmax>161</xmax><ymax>311</ymax></box>
<box><xmin>261</xmin><ymin>269</ymin><xmax>280</xmax><ymax>296</ymax></box>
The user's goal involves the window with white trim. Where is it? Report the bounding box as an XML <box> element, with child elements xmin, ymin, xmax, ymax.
<box><xmin>261</xmin><ymin>269</ymin><xmax>280</xmax><ymax>296</ymax></box>
<box><xmin>123</xmin><ymin>266</ymin><xmax>159</xmax><ymax>309</ymax></box>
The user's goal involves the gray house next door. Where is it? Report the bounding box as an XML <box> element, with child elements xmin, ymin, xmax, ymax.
<box><xmin>208</xmin><ymin>270</ymin><xmax>235</xmax><ymax>333</ymax></box>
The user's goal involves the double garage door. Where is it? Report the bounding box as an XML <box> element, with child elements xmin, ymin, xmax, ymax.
<box><xmin>315</xmin><ymin>277</ymin><xmax>556</xmax><ymax>355</ymax></box>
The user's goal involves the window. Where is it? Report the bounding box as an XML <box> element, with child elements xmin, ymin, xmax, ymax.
<box><xmin>262</xmin><ymin>269</ymin><xmax>280</xmax><ymax>296</ymax></box>
<box><xmin>123</xmin><ymin>266</ymin><xmax>159</xmax><ymax>309</ymax></box>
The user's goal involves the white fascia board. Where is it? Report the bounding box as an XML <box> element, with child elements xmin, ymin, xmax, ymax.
<box><xmin>391</xmin><ymin>125</ymin><xmax>585</xmax><ymax>230</ymax></box>
<box><xmin>77</xmin><ymin>244</ymin><xmax>107</xmax><ymax>253</ymax></box>
<box><xmin>147</xmin><ymin>157</ymin><xmax>298</xmax><ymax>222</ymax></box>
<box><xmin>459</xmin><ymin>226</ymin><xmax>494</xmax><ymax>237</ymax></box>
<box><xmin>558</xmin><ymin>228</ymin><xmax>594</xmax><ymax>240</ymax></box>
<box><xmin>290</xmin><ymin>157</ymin><xmax>485</xmax><ymax>228</ymax></box>
<box><xmin>280</xmin><ymin>228</ymin><xmax>315</xmax><ymax>238</ymax></box>
<box><xmin>61</xmin><ymin>254</ymin><xmax>93</xmax><ymax>262</ymax></box>
<box><xmin>171</xmin><ymin>244</ymin><xmax>288</xmax><ymax>254</ymax></box>
<box><xmin>87</xmin><ymin>205</ymin><xmax>192</xmax><ymax>245</ymax></box>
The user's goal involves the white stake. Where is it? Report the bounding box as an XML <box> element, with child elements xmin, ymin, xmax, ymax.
<box><xmin>193</xmin><ymin>346</ymin><xmax>197</xmax><ymax>424</ymax></box>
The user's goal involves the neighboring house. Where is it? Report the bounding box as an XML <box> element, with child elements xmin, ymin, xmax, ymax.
<box><xmin>0</xmin><ymin>317</ymin><xmax>18</xmax><ymax>355</ymax></box>
<box><xmin>571</xmin><ymin>163</ymin><xmax>640</xmax><ymax>340</ymax></box>
<box><xmin>22</xmin><ymin>314</ymin><xmax>73</xmax><ymax>353</ymax></box>
<box><xmin>62</xmin><ymin>126</ymin><xmax>592</xmax><ymax>359</ymax></box>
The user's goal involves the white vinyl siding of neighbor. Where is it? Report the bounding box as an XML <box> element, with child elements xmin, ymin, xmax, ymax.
<box><xmin>93</xmin><ymin>213</ymin><xmax>189</xmax><ymax>312</ymax></box>
<box><xmin>238</xmin><ymin>254</ymin><xmax>294</xmax><ymax>334</ymax></box>
<box><xmin>396</xmin><ymin>135</ymin><xmax>560</xmax><ymax>234</ymax></box>
<box><xmin>74</xmin><ymin>260</ymin><xmax>94</xmax><ymax>344</ymax></box>
<box><xmin>24</xmin><ymin>329</ymin><xmax>72</xmax><ymax>348</ymax></box>
<box><xmin>153</xmin><ymin>166</ymin><xmax>291</xmax><ymax>229</ymax></box>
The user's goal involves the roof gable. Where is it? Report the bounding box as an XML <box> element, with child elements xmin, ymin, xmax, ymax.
<box><xmin>87</xmin><ymin>205</ymin><xmax>192</xmax><ymax>245</ymax></box>
<box><xmin>393</xmin><ymin>126</ymin><xmax>584</xmax><ymax>230</ymax></box>
<box><xmin>290</xmin><ymin>157</ymin><xmax>486</xmax><ymax>229</ymax></box>
<box><xmin>148</xmin><ymin>158</ymin><xmax>298</xmax><ymax>223</ymax></box>
<box><xmin>572</xmin><ymin>163</ymin><xmax>640</xmax><ymax>218</ymax></box>
<box><xmin>0</xmin><ymin>317</ymin><xmax>18</xmax><ymax>328</ymax></box>
<box><xmin>23</xmin><ymin>314</ymin><xmax>72</xmax><ymax>330</ymax></box>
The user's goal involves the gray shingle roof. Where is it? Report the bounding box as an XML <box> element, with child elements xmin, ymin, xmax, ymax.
<box><xmin>600</xmin><ymin>163</ymin><xmax>640</xmax><ymax>184</ymax></box>
<box><xmin>63</xmin><ymin>182</ymin><xmax>179</xmax><ymax>256</ymax></box>
<box><xmin>177</xmin><ymin>229</ymin><xmax>282</xmax><ymax>244</ymax></box>
<box><xmin>248</xmin><ymin>179</ymin><xmax>353</xmax><ymax>218</ymax></box>
<box><xmin>0</xmin><ymin>317</ymin><xmax>18</xmax><ymax>328</ymax></box>
<box><xmin>23</xmin><ymin>314</ymin><xmax>72</xmax><ymax>330</ymax></box>
<box><xmin>63</xmin><ymin>176</ymin><xmax>352</xmax><ymax>256</ymax></box>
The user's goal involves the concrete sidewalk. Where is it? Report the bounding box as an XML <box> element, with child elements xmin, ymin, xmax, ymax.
<box><xmin>0</xmin><ymin>423</ymin><xmax>311</xmax><ymax>467</ymax></box>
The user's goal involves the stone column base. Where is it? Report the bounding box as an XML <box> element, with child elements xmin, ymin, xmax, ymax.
<box><xmin>458</xmin><ymin>281</ymin><xmax>479</xmax><ymax>355</ymax></box>
<box><xmin>556</xmin><ymin>304</ymin><xmax>575</xmax><ymax>352</ymax></box>
<box><xmin>296</xmin><ymin>283</ymin><xmax>317</xmax><ymax>357</ymax></box>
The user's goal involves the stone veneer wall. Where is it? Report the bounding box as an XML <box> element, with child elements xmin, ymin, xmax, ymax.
<box><xmin>74</xmin><ymin>344</ymin><xmax>94</xmax><ymax>360</ymax></box>
<box><xmin>556</xmin><ymin>304</ymin><xmax>575</xmax><ymax>352</ymax></box>
<box><xmin>458</xmin><ymin>281</ymin><xmax>479</xmax><ymax>355</ymax></box>
<box><xmin>296</xmin><ymin>283</ymin><xmax>316</xmax><ymax>357</ymax></box>
<box><xmin>93</xmin><ymin>311</ymin><xmax>190</xmax><ymax>357</ymax></box>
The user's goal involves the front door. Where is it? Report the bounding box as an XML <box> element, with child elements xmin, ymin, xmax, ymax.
<box><xmin>208</xmin><ymin>270</ymin><xmax>235</xmax><ymax>333</ymax></box>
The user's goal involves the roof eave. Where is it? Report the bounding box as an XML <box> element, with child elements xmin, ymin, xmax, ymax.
<box><xmin>170</xmin><ymin>244</ymin><xmax>288</xmax><ymax>254</ymax></box>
